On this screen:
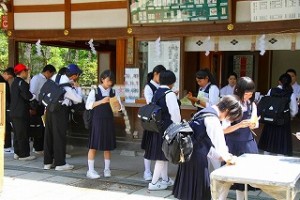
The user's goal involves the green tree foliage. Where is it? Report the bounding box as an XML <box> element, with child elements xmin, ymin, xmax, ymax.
<box><xmin>18</xmin><ymin>42</ymin><xmax>98</xmax><ymax>86</ymax></box>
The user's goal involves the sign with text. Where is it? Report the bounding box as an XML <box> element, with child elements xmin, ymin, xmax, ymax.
<box><xmin>251</xmin><ymin>0</ymin><xmax>300</xmax><ymax>22</ymax></box>
<box><xmin>1</xmin><ymin>15</ymin><xmax>8</xmax><ymax>30</ymax></box>
<box><xmin>129</xmin><ymin>0</ymin><xmax>230</xmax><ymax>25</ymax></box>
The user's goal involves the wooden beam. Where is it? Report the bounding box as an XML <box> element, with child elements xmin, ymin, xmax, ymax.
<box><xmin>10</xmin><ymin>28</ymin><xmax>129</xmax><ymax>41</ymax></box>
<box><xmin>14</xmin><ymin>4</ymin><xmax>65</xmax><ymax>13</ymax></box>
<box><xmin>65</xmin><ymin>0</ymin><xmax>71</xmax><ymax>30</ymax></box>
<box><xmin>71</xmin><ymin>1</ymin><xmax>127</xmax><ymax>11</ymax></box>
<box><xmin>116</xmin><ymin>39</ymin><xmax>126</xmax><ymax>84</ymax></box>
<box><xmin>13</xmin><ymin>1</ymin><xmax>127</xmax><ymax>13</ymax></box>
<box><xmin>7</xmin><ymin>0</ymin><xmax>14</xmax><ymax>30</ymax></box>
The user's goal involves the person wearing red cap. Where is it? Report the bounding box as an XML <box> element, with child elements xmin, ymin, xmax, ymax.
<box><xmin>43</xmin><ymin>63</ymin><xmax>83</xmax><ymax>171</ymax></box>
<box><xmin>10</xmin><ymin>63</ymin><xmax>36</xmax><ymax>161</ymax></box>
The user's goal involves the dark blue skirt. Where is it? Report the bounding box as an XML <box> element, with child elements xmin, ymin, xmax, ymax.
<box><xmin>173</xmin><ymin>148</ymin><xmax>211</xmax><ymax>200</ymax></box>
<box><xmin>141</xmin><ymin>130</ymin><xmax>153</xmax><ymax>150</ymax></box>
<box><xmin>88</xmin><ymin>117</ymin><xmax>116</xmax><ymax>151</ymax></box>
<box><xmin>143</xmin><ymin>131</ymin><xmax>167</xmax><ymax>161</ymax></box>
<box><xmin>258</xmin><ymin>123</ymin><xmax>292</xmax><ymax>156</ymax></box>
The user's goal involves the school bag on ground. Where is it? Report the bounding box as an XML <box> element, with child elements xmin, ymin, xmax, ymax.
<box><xmin>38</xmin><ymin>74</ymin><xmax>71</xmax><ymax>112</ymax></box>
<box><xmin>162</xmin><ymin>112</ymin><xmax>216</xmax><ymax>164</ymax></box>
<box><xmin>137</xmin><ymin>90</ymin><xmax>172</xmax><ymax>133</ymax></box>
<box><xmin>257</xmin><ymin>88</ymin><xmax>291</xmax><ymax>126</ymax></box>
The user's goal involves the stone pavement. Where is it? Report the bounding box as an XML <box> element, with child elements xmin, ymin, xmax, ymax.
<box><xmin>1</xmin><ymin>145</ymin><xmax>275</xmax><ymax>200</ymax></box>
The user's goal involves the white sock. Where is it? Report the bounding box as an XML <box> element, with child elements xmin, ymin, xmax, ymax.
<box><xmin>144</xmin><ymin>159</ymin><xmax>151</xmax><ymax>173</ymax></box>
<box><xmin>161</xmin><ymin>161</ymin><xmax>168</xmax><ymax>181</ymax></box>
<box><xmin>236</xmin><ymin>190</ymin><xmax>245</xmax><ymax>200</ymax></box>
<box><xmin>151</xmin><ymin>161</ymin><xmax>164</xmax><ymax>184</ymax></box>
<box><xmin>104</xmin><ymin>159</ymin><xmax>110</xmax><ymax>170</ymax></box>
<box><xmin>88</xmin><ymin>160</ymin><xmax>95</xmax><ymax>172</ymax></box>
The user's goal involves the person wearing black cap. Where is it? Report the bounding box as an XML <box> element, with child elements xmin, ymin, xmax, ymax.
<box><xmin>10</xmin><ymin>63</ymin><xmax>36</xmax><ymax>161</ymax></box>
<box><xmin>29</xmin><ymin>64</ymin><xmax>56</xmax><ymax>155</ymax></box>
<box><xmin>43</xmin><ymin>63</ymin><xmax>83</xmax><ymax>171</ymax></box>
<box><xmin>1</xmin><ymin>67</ymin><xmax>15</xmax><ymax>153</ymax></box>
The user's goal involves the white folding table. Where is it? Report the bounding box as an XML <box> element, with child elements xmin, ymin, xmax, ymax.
<box><xmin>210</xmin><ymin>154</ymin><xmax>300</xmax><ymax>200</ymax></box>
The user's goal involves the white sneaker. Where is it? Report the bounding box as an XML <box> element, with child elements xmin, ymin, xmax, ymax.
<box><xmin>33</xmin><ymin>150</ymin><xmax>44</xmax><ymax>155</ymax></box>
<box><xmin>18</xmin><ymin>155</ymin><xmax>36</xmax><ymax>161</ymax></box>
<box><xmin>13</xmin><ymin>154</ymin><xmax>19</xmax><ymax>160</ymax></box>
<box><xmin>161</xmin><ymin>177</ymin><xmax>174</xmax><ymax>187</ymax></box>
<box><xmin>143</xmin><ymin>171</ymin><xmax>153</xmax><ymax>181</ymax></box>
<box><xmin>4</xmin><ymin>148</ymin><xmax>14</xmax><ymax>154</ymax></box>
<box><xmin>103</xmin><ymin>169</ymin><xmax>111</xmax><ymax>177</ymax></box>
<box><xmin>55</xmin><ymin>163</ymin><xmax>74</xmax><ymax>171</ymax></box>
<box><xmin>148</xmin><ymin>182</ymin><xmax>168</xmax><ymax>191</ymax></box>
<box><xmin>44</xmin><ymin>164</ymin><xmax>55</xmax><ymax>170</ymax></box>
<box><xmin>86</xmin><ymin>170</ymin><xmax>100</xmax><ymax>179</ymax></box>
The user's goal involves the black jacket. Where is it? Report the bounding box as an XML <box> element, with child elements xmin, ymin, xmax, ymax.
<box><xmin>0</xmin><ymin>75</ymin><xmax>11</xmax><ymax>109</ymax></box>
<box><xmin>10</xmin><ymin>77</ymin><xmax>33</xmax><ymax>118</ymax></box>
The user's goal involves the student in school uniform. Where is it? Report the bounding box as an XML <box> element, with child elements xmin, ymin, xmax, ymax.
<box><xmin>29</xmin><ymin>64</ymin><xmax>56</xmax><ymax>154</ymax></box>
<box><xmin>85</xmin><ymin>70</ymin><xmax>121</xmax><ymax>179</ymax></box>
<box><xmin>43</xmin><ymin>64</ymin><xmax>83</xmax><ymax>171</ymax></box>
<box><xmin>172</xmin><ymin>95</ymin><xmax>243</xmax><ymax>200</ymax></box>
<box><xmin>141</xmin><ymin>65</ymin><xmax>166</xmax><ymax>181</ymax></box>
<box><xmin>220</xmin><ymin>72</ymin><xmax>237</xmax><ymax>97</ymax></box>
<box><xmin>147</xmin><ymin>70</ymin><xmax>181</xmax><ymax>191</ymax></box>
<box><xmin>187</xmin><ymin>69</ymin><xmax>220</xmax><ymax>111</ymax></box>
<box><xmin>222</xmin><ymin>76</ymin><xmax>260</xmax><ymax>200</ymax></box>
<box><xmin>258</xmin><ymin>73</ymin><xmax>298</xmax><ymax>156</ymax></box>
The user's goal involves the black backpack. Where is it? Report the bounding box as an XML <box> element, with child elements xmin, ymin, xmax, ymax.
<box><xmin>39</xmin><ymin>74</ymin><xmax>71</xmax><ymax>112</ymax></box>
<box><xmin>257</xmin><ymin>88</ymin><xmax>291</xmax><ymax>126</ymax></box>
<box><xmin>137</xmin><ymin>90</ymin><xmax>172</xmax><ymax>133</ymax></box>
<box><xmin>162</xmin><ymin>112</ymin><xmax>216</xmax><ymax>164</ymax></box>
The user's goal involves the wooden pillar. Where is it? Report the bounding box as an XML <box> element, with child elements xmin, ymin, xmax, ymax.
<box><xmin>199</xmin><ymin>52</ymin><xmax>210</xmax><ymax>70</ymax></box>
<box><xmin>8</xmin><ymin>39</ymin><xmax>18</xmax><ymax>68</ymax></box>
<box><xmin>0</xmin><ymin>83</ymin><xmax>6</xmax><ymax>192</ymax></box>
<box><xmin>116</xmin><ymin>39</ymin><xmax>125</xmax><ymax>85</ymax></box>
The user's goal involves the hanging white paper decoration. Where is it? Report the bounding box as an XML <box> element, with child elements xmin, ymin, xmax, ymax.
<box><xmin>25</xmin><ymin>43</ymin><xmax>32</xmax><ymax>59</ymax></box>
<box><xmin>88</xmin><ymin>39</ymin><xmax>97</xmax><ymax>54</ymax></box>
<box><xmin>204</xmin><ymin>36</ymin><xmax>211</xmax><ymax>56</ymax></box>
<box><xmin>155</xmin><ymin>36</ymin><xmax>161</xmax><ymax>57</ymax></box>
<box><xmin>258</xmin><ymin>34</ymin><xmax>266</xmax><ymax>56</ymax></box>
<box><xmin>88</xmin><ymin>51</ymin><xmax>92</xmax><ymax>61</ymax></box>
<box><xmin>36</xmin><ymin>39</ymin><xmax>42</xmax><ymax>56</ymax></box>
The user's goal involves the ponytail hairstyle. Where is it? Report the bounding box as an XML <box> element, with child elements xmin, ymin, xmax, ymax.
<box><xmin>152</xmin><ymin>65</ymin><xmax>166</xmax><ymax>75</ymax></box>
<box><xmin>217</xmin><ymin>95</ymin><xmax>243</xmax><ymax>122</ymax></box>
<box><xmin>279</xmin><ymin>73</ymin><xmax>293</xmax><ymax>93</ymax></box>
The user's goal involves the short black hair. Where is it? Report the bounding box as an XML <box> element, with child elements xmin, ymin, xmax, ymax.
<box><xmin>99</xmin><ymin>70</ymin><xmax>116</xmax><ymax>86</ymax></box>
<box><xmin>227</xmin><ymin>72</ymin><xmax>238</xmax><ymax>79</ymax></box>
<box><xmin>57</xmin><ymin>67</ymin><xmax>67</xmax><ymax>75</ymax></box>
<box><xmin>159</xmin><ymin>70</ymin><xmax>176</xmax><ymax>85</ymax></box>
<box><xmin>42</xmin><ymin>64</ymin><xmax>56</xmax><ymax>73</ymax></box>
<box><xmin>234</xmin><ymin>76</ymin><xmax>255</xmax><ymax>102</ymax></box>
<box><xmin>3</xmin><ymin>67</ymin><xmax>15</xmax><ymax>77</ymax></box>
<box><xmin>286</xmin><ymin>68</ymin><xmax>297</xmax><ymax>76</ymax></box>
<box><xmin>196</xmin><ymin>69</ymin><xmax>217</xmax><ymax>85</ymax></box>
